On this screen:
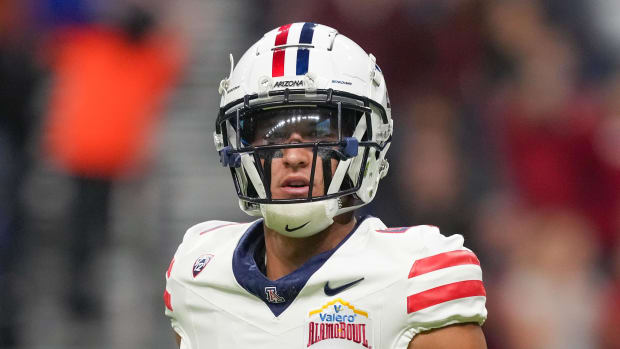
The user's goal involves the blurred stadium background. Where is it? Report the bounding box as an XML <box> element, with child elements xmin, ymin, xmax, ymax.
<box><xmin>1</xmin><ymin>0</ymin><xmax>620</xmax><ymax>348</ymax></box>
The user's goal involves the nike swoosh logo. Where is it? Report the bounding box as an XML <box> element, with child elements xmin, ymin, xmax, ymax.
<box><xmin>324</xmin><ymin>278</ymin><xmax>365</xmax><ymax>296</ymax></box>
<box><xmin>285</xmin><ymin>221</ymin><xmax>310</xmax><ymax>232</ymax></box>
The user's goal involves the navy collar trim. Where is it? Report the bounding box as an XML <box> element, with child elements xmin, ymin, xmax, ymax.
<box><xmin>232</xmin><ymin>216</ymin><xmax>370</xmax><ymax>317</ymax></box>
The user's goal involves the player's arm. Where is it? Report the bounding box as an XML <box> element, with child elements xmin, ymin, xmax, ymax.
<box><xmin>408</xmin><ymin>323</ymin><xmax>487</xmax><ymax>349</ymax></box>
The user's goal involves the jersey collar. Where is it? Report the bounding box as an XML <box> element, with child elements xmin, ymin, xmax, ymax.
<box><xmin>232</xmin><ymin>216</ymin><xmax>370</xmax><ymax>317</ymax></box>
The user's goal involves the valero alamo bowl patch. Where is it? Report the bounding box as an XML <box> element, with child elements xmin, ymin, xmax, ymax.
<box><xmin>306</xmin><ymin>298</ymin><xmax>373</xmax><ymax>348</ymax></box>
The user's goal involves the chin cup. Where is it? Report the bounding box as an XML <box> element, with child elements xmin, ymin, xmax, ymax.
<box><xmin>260</xmin><ymin>199</ymin><xmax>339</xmax><ymax>238</ymax></box>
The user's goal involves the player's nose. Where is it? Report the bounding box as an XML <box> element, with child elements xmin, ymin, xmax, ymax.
<box><xmin>282</xmin><ymin>133</ymin><xmax>311</xmax><ymax>169</ymax></box>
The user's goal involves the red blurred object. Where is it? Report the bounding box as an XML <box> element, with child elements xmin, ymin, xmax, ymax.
<box><xmin>44</xmin><ymin>26</ymin><xmax>182</xmax><ymax>178</ymax></box>
<box><xmin>499</xmin><ymin>95</ymin><xmax>599</xmax><ymax>206</ymax></box>
<box><xmin>490</xmin><ymin>91</ymin><xmax>619</xmax><ymax>247</ymax></box>
<box><xmin>600</xmin><ymin>281</ymin><xmax>620</xmax><ymax>349</ymax></box>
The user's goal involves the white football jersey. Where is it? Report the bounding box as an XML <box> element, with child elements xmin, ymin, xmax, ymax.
<box><xmin>164</xmin><ymin>216</ymin><xmax>487</xmax><ymax>349</ymax></box>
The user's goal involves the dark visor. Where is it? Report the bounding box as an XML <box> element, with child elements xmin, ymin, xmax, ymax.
<box><xmin>238</xmin><ymin>106</ymin><xmax>359</xmax><ymax>146</ymax></box>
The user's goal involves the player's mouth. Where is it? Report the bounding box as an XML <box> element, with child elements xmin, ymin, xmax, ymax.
<box><xmin>279</xmin><ymin>177</ymin><xmax>311</xmax><ymax>197</ymax></box>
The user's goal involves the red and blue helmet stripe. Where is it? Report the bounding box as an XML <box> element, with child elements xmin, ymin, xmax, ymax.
<box><xmin>272</xmin><ymin>22</ymin><xmax>317</xmax><ymax>77</ymax></box>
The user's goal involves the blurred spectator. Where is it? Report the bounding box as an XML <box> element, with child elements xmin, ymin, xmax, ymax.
<box><xmin>599</xmin><ymin>239</ymin><xmax>620</xmax><ymax>349</ymax></box>
<box><xmin>472</xmin><ymin>193</ymin><xmax>536</xmax><ymax>349</ymax></box>
<box><xmin>589</xmin><ymin>0</ymin><xmax>620</xmax><ymax>75</ymax></box>
<box><xmin>41</xmin><ymin>3</ymin><xmax>183</xmax><ymax>319</ymax></box>
<box><xmin>366</xmin><ymin>92</ymin><xmax>485</xmax><ymax>251</ymax></box>
<box><xmin>0</xmin><ymin>0</ymin><xmax>44</xmax><ymax>346</ymax></box>
<box><xmin>597</xmin><ymin>76</ymin><xmax>620</xmax><ymax>349</ymax></box>
<box><xmin>485</xmin><ymin>12</ymin><xmax>619</xmax><ymax>252</ymax></box>
<box><xmin>495</xmin><ymin>208</ymin><xmax>603</xmax><ymax>349</ymax></box>
<box><xmin>595</xmin><ymin>74</ymin><xmax>620</xmax><ymax>237</ymax></box>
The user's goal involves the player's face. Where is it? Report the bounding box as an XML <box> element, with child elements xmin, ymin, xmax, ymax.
<box><xmin>242</xmin><ymin>107</ymin><xmax>355</xmax><ymax>200</ymax></box>
<box><xmin>267</xmin><ymin>132</ymin><xmax>338</xmax><ymax>199</ymax></box>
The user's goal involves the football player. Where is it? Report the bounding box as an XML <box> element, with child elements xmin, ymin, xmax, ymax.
<box><xmin>164</xmin><ymin>23</ymin><xmax>487</xmax><ymax>349</ymax></box>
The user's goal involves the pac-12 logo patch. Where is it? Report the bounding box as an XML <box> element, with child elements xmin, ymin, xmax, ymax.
<box><xmin>192</xmin><ymin>254</ymin><xmax>214</xmax><ymax>278</ymax></box>
<box><xmin>306</xmin><ymin>298</ymin><xmax>373</xmax><ymax>348</ymax></box>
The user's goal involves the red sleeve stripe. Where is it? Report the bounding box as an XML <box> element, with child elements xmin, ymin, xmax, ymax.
<box><xmin>164</xmin><ymin>290</ymin><xmax>173</xmax><ymax>311</ymax></box>
<box><xmin>166</xmin><ymin>258</ymin><xmax>175</xmax><ymax>278</ymax></box>
<box><xmin>407</xmin><ymin>280</ymin><xmax>485</xmax><ymax>313</ymax></box>
<box><xmin>409</xmin><ymin>250</ymin><xmax>480</xmax><ymax>278</ymax></box>
<box><xmin>200</xmin><ymin>223</ymin><xmax>238</xmax><ymax>235</ymax></box>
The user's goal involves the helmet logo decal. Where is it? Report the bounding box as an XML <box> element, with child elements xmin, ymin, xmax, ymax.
<box><xmin>273</xmin><ymin>80</ymin><xmax>304</xmax><ymax>88</ymax></box>
<box><xmin>332</xmin><ymin>79</ymin><xmax>352</xmax><ymax>86</ymax></box>
<box><xmin>272</xmin><ymin>22</ymin><xmax>317</xmax><ymax>77</ymax></box>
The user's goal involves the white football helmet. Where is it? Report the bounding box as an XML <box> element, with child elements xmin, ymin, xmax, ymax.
<box><xmin>214</xmin><ymin>23</ymin><xmax>393</xmax><ymax>237</ymax></box>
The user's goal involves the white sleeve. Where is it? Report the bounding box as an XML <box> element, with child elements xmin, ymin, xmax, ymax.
<box><xmin>404</xmin><ymin>227</ymin><xmax>487</xmax><ymax>335</ymax></box>
<box><xmin>163</xmin><ymin>220</ymin><xmax>234</xmax><ymax>348</ymax></box>
<box><xmin>164</xmin><ymin>237</ymin><xmax>190</xmax><ymax>348</ymax></box>
<box><xmin>163</xmin><ymin>220</ymin><xmax>245</xmax><ymax>347</ymax></box>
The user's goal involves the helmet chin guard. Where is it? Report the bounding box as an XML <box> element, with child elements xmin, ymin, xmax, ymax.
<box><xmin>215</xmin><ymin>23</ymin><xmax>393</xmax><ymax>237</ymax></box>
<box><xmin>260</xmin><ymin>199</ymin><xmax>340</xmax><ymax>238</ymax></box>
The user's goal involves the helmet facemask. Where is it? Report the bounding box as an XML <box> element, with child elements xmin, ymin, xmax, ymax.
<box><xmin>215</xmin><ymin>89</ymin><xmax>391</xmax><ymax>237</ymax></box>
